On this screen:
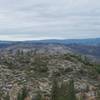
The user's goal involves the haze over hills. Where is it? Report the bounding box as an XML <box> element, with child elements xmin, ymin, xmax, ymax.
<box><xmin>0</xmin><ymin>38</ymin><xmax>100</xmax><ymax>58</ymax></box>
<box><xmin>29</xmin><ymin>38</ymin><xmax>100</xmax><ymax>45</ymax></box>
<box><xmin>0</xmin><ymin>38</ymin><xmax>100</xmax><ymax>45</ymax></box>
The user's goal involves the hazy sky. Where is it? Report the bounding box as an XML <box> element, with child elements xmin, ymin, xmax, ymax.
<box><xmin>0</xmin><ymin>0</ymin><xmax>100</xmax><ymax>40</ymax></box>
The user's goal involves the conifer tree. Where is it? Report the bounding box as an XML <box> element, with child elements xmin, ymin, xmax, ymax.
<box><xmin>17</xmin><ymin>86</ymin><xmax>28</xmax><ymax>100</ymax></box>
<box><xmin>67</xmin><ymin>79</ymin><xmax>76</xmax><ymax>100</ymax></box>
<box><xmin>51</xmin><ymin>77</ymin><xmax>59</xmax><ymax>100</ymax></box>
<box><xmin>58</xmin><ymin>81</ymin><xmax>69</xmax><ymax>100</ymax></box>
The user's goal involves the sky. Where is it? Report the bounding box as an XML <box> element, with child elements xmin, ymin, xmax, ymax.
<box><xmin>0</xmin><ymin>0</ymin><xmax>100</xmax><ymax>41</ymax></box>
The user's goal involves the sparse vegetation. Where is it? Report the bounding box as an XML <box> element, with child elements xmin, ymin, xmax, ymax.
<box><xmin>0</xmin><ymin>45</ymin><xmax>100</xmax><ymax>100</ymax></box>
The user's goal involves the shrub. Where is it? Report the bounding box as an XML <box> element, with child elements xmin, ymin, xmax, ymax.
<box><xmin>17</xmin><ymin>86</ymin><xmax>28</xmax><ymax>100</ymax></box>
<box><xmin>95</xmin><ymin>65</ymin><xmax>100</xmax><ymax>74</ymax></box>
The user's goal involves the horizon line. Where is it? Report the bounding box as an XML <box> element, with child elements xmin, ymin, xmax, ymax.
<box><xmin>0</xmin><ymin>37</ymin><xmax>100</xmax><ymax>42</ymax></box>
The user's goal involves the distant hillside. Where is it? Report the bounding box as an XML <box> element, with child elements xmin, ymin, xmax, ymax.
<box><xmin>0</xmin><ymin>38</ymin><xmax>100</xmax><ymax>46</ymax></box>
<box><xmin>0</xmin><ymin>38</ymin><xmax>100</xmax><ymax>59</ymax></box>
<box><xmin>67</xmin><ymin>44</ymin><xmax>100</xmax><ymax>59</ymax></box>
<box><xmin>0</xmin><ymin>41</ymin><xmax>13</xmax><ymax>48</ymax></box>
<box><xmin>35</xmin><ymin>38</ymin><xmax>100</xmax><ymax>45</ymax></box>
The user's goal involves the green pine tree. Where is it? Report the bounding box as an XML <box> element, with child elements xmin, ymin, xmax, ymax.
<box><xmin>58</xmin><ymin>81</ymin><xmax>69</xmax><ymax>100</ymax></box>
<box><xmin>17</xmin><ymin>92</ymin><xmax>22</xmax><ymax>100</ymax></box>
<box><xmin>17</xmin><ymin>86</ymin><xmax>28</xmax><ymax>100</ymax></box>
<box><xmin>51</xmin><ymin>77</ymin><xmax>59</xmax><ymax>100</ymax></box>
<box><xmin>67</xmin><ymin>79</ymin><xmax>76</xmax><ymax>100</ymax></box>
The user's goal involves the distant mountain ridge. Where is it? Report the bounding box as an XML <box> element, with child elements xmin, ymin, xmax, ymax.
<box><xmin>0</xmin><ymin>38</ymin><xmax>100</xmax><ymax>45</ymax></box>
<box><xmin>0</xmin><ymin>38</ymin><xmax>100</xmax><ymax>59</ymax></box>
<box><xmin>32</xmin><ymin>38</ymin><xmax>100</xmax><ymax>45</ymax></box>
